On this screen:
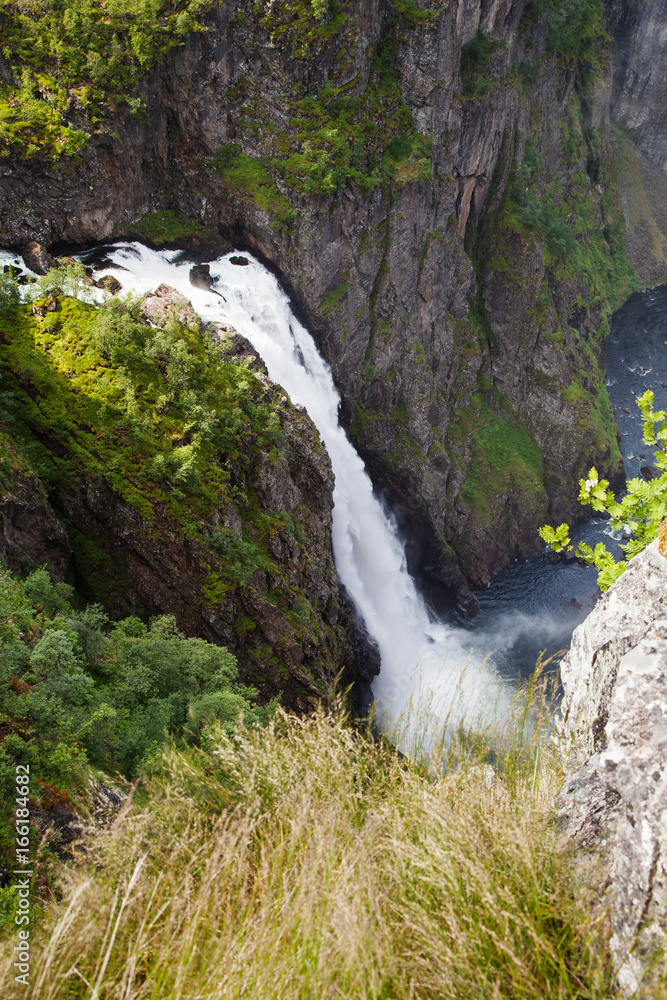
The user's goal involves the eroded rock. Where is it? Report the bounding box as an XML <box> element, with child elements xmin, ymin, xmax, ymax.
<box><xmin>556</xmin><ymin>537</ymin><xmax>667</xmax><ymax>994</ymax></box>
<box><xmin>0</xmin><ymin>430</ymin><xmax>72</xmax><ymax>580</ymax></box>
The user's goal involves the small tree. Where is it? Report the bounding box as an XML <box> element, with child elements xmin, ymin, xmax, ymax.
<box><xmin>539</xmin><ymin>390</ymin><xmax>667</xmax><ymax>590</ymax></box>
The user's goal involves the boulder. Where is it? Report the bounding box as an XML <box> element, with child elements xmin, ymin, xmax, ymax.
<box><xmin>140</xmin><ymin>283</ymin><xmax>200</xmax><ymax>328</ymax></box>
<box><xmin>95</xmin><ymin>274</ymin><xmax>122</xmax><ymax>294</ymax></box>
<box><xmin>22</xmin><ymin>241</ymin><xmax>56</xmax><ymax>275</ymax></box>
<box><xmin>189</xmin><ymin>263</ymin><xmax>212</xmax><ymax>289</ymax></box>
<box><xmin>556</xmin><ymin>535</ymin><xmax>667</xmax><ymax>995</ymax></box>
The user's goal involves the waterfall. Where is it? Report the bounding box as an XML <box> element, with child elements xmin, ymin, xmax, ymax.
<box><xmin>89</xmin><ymin>244</ymin><xmax>507</xmax><ymax>736</ymax></box>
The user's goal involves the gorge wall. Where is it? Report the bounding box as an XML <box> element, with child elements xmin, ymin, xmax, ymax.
<box><xmin>0</xmin><ymin>0</ymin><xmax>641</xmax><ymax>610</ymax></box>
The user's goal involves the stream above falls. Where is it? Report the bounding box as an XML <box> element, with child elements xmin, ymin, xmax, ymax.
<box><xmin>3</xmin><ymin>242</ymin><xmax>665</xmax><ymax>729</ymax></box>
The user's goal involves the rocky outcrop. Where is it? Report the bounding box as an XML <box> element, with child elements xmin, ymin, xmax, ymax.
<box><xmin>0</xmin><ymin>0</ymin><xmax>631</xmax><ymax>598</ymax></box>
<box><xmin>0</xmin><ymin>298</ymin><xmax>373</xmax><ymax>711</ymax></box>
<box><xmin>556</xmin><ymin>537</ymin><xmax>667</xmax><ymax>995</ymax></box>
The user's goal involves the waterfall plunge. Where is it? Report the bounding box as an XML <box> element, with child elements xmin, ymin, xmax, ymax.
<box><xmin>90</xmin><ymin>243</ymin><xmax>508</xmax><ymax>739</ymax></box>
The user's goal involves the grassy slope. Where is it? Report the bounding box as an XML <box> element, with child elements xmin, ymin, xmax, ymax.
<box><xmin>0</xmin><ymin>703</ymin><xmax>619</xmax><ymax>999</ymax></box>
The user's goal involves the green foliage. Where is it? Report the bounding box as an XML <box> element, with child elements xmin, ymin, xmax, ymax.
<box><xmin>213</xmin><ymin>145</ymin><xmax>298</xmax><ymax>231</ymax></box>
<box><xmin>458</xmin><ymin>398</ymin><xmax>546</xmax><ymax>525</ymax></box>
<box><xmin>546</xmin><ymin>0</ymin><xmax>607</xmax><ymax>62</ymax></box>
<box><xmin>0</xmin><ymin>274</ymin><xmax>20</xmax><ymax>319</ymax></box>
<box><xmin>540</xmin><ymin>390</ymin><xmax>667</xmax><ymax>590</ymax></box>
<box><xmin>129</xmin><ymin>209</ymin><xmax>219</xmax><ymax>247</ymax></box>
<box><xmin>515</xmin><ymin>189</ymin><xmax>576</xmax><ymax>258</ymax></box>
<box><xmin>0</xmin><ymin>560</ymin><xmax>271</xmax><ymax>871</ymax></box>
<box><xmin>3</xmin><ymin>701</ymin><xmax>615</xmax><ymax>998</ymax></box>
<box><xmin>0</xmin><ymin>0</ymin><xmax>214</xmax><ymax>158</ymax></box>
<box><xmin>222</xmin><ymin>3</ymin><xmax>434</xmax><ymax>203</ymax></box>
<box><xmin>460</xmin><ymin>30</ymin><xmax>506</xmax><ymax>98</ymax></box>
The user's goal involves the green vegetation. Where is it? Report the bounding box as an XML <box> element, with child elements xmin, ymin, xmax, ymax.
<box><xmin>0</xmin><ymin>0</ymin><xmax>214</xmax><ymax>158</ymax></box>
<box><xmin>0</xmin><ymin>561</ymin><xmax>270</xmax><ymax>876</ymax></box>
<box><xmin>219</xmin><ymin>1</ymin><xmax>436</xmax><ymax>203</ymax></box>
<box><xmin>457</xmin><ymin>398</ymin><xmax>546</xmax><ymax>524</ymax></box>
<box><xmin>213</xmin><ymin>144</ymin><xmax>298</xmax><ymax>231</ymax></box>
<box><xmin>0</xmin><ymin>271</ymin><xmax>336</xmax><ymax>696</ymax></box>
<box><xmin>523</xmin><ymin>0</ymin><xmax>607</xmax><ymax>64</ymax></box>
<box><xmin>128</xmin><ymin>208</ymin><xmax>221</xmax><ymax>247</ymax></box>
<box><xmin>540</xmin><ymin>390</ymin><xmax>667</xmax><ymax>590</ymax></box>
<box><xmin>460</xmin><ymin>30</ymin><xmax>506</xmax><ymax>99</ymax></box>
<box><xmin>0</xmin><ymin>689</ymin><xmax>617</xmax><ymax>997</ymax></box>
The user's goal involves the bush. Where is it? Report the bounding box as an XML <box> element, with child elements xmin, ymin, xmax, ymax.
<box><xmin>0</xmin><ymin>560</ymin><xmax>272</xmax><ymax>872</ymax></box>
<box><xmin>540</xmin><ymin>389</ymin><xmax>667</xmax><ymax>589</ymax></box>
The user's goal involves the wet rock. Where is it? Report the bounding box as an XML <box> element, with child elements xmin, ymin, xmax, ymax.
<box><xmin>22</xmin><ymin>241</ymin><xmax>56</xmax><ymax>275</ymax></box>
<box><xmin>189</xmin><ymin>263</ymin><xmax>212</xmax><ymax>289</ymax></box>
<box><xmin>229</xmin><ymin>255</ymin><xmax>250</xmax><ymax>266</ymax></box>
<box><xmin>640</xmin><ymin>464</ymin><xmax>660</xmax><ymax>480</ymax></box>
<box><xmin>95</xmin><ymin>274</ymin><xmax>122</xmax><ymax>294</ymax></box>
<box><xmin>556</xmin><ymin>537</ymin><xmax>667</xmax><ymax>994</ymax></box>
<box><xmin>141</xmin><ymin>283</ymin><xmax>200</xmax><ymax>328</ymax></box>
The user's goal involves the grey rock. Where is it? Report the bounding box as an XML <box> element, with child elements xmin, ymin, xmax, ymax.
<box><xmin>141</xmin><ymin>283</ymin><xmax>200</xmax><ymax>328</ymax></box>
<box><xmin>556</xmin><ymin>538</ymin><xmax>667</xmax><ymax>994</ymax></box>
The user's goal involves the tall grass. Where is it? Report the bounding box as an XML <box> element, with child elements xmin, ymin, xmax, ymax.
<box><xmin>0</xmin><ymin>678</ymin><xmax>615</xmax><ymax>999</ymax></box>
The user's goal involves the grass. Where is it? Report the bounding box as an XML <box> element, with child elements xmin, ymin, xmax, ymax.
<box><xmin>0</xmin><ymin>672</ymin><xmax>620</xmax><ymax>1000</ymax></box>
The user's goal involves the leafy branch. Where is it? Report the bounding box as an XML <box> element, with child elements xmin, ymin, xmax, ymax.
<box><xmin>539</xmin><ymin>390</ymin><xmax>667</xmax><ymax>590</ymax></box>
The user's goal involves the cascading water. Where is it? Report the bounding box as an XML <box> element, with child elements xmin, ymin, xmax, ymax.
<box><xmin>73</xmin><ymin>242</ymin><xmax>506</xmax><ymax>737</ymax></box>
<box><xmin>3</xmin><ymin>242</ymin><xmax>665</xmax><ymax>737</ymax></box>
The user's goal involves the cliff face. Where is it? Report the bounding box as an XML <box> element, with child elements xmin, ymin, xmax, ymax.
<box><xmin>607</xmin><ymin>0</ymin><xmax>667</xmax><ymax>171</ymax></box>
<box><xmin>556</xmin><ymin>538</ymin><xmax>667</xmax><ymax>996</ymax></box>
<box><xmin>0</xmin><ymin>0</ymin><xmax>633</xmax><ymax>600</ymax></box>
<box><xmin>0</xmin><ymin>290</ymin><xmax>374</xmax><ymax>711</ymax></box>
<box><xmin>605</xmin><ymin>0</ymin><xmax>667</xmax><ymax>287</ymax></box>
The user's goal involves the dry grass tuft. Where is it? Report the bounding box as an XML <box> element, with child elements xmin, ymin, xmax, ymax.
<box><xmin>0</xmin><ymin>675</ymin><xmax>616</xmax><ymax>999</ymax></box>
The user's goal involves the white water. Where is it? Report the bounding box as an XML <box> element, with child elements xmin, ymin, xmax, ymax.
<box><xmin>19</xmin><ymin>242</ymin><xmax>509</xmax><ymax>737</ymax></box>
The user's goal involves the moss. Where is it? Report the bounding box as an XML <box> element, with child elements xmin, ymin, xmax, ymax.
<box><xmin>459</xmin><ymin>403</ymin><xmax>546</xmax><ymax>523</ymax></box>
<box><xmin>128</xmin><ymin>209</ymin><xmax>221</xmax><ymax>249</ymax></box>
<box><xmin>212</xmin><ymin>145</ymin><xmax>298</xmax><ymax>232</ymax></box>
<box><xmin>0</xmin><ymin>0</ymin><xmax>215</xmax><ymax>159</ymax></box>
<box><xmin>320</xmin><ymin>273</ymin><xmax>350</xmax><ymax>317</ymax></box>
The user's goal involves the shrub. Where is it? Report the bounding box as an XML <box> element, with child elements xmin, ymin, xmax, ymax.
<box><xmin>540</xmin><ymin>389</ymin><xmax>667</xmax><ymax>589</ymax></box>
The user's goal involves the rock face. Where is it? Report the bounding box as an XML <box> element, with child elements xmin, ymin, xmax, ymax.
<box><xmin>0</xmin><ymin>431</ymin><xmax>72</xmax><ymax>581</ymax></box>
<box><xmin>608</xmin><ymin>0</ymin><xmax>667</xmax><ymax>172</ymax></box>
<box><xmin>140</xmin><ymin>283</ymin><xmax>201</xmax><ymax>328</ymax></box>
<box><xmin>0</xmin><ymin>0</ymin><xmax>632</xmax><ymax>601</ymax></box>
<box><xmin>0</xmin><ymin>296</ymin><xmax>374</xmax><ymax>711</ymax></box>
<box><xmin>556</xmin><ymin>537</ymin><xmax>667</xmax><ymax>995</ymax></box>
